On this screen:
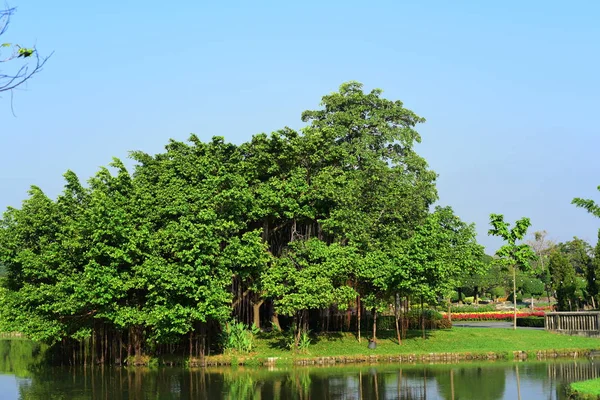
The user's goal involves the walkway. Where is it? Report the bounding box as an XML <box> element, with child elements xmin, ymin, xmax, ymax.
<box><xmin>453</xmin><ymin>321</ymin><xmax>543</xmax><ymax>330</ymax></box>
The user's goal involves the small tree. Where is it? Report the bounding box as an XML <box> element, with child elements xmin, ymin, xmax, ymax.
<box><xmin>488</xmin><ymin>214</ymin><xmax>536</xmax><ymax>329</ymax></box>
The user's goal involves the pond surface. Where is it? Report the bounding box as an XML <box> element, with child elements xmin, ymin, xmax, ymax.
<box><xmin>0</xmin><ymin>339</ymin><xmax>598</xmax><ymax>399</ymax></box>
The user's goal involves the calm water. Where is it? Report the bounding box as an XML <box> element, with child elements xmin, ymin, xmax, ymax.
<box><xmin>0</xmin><ymin>339</ymin><xmax>598</xmax><ymax>399</ymax></box>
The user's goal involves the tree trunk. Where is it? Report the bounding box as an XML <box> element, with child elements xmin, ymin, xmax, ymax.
<box><xmin>394</xmin><ymin>294</ymin><xmax>401</xmax><ymax>345</ymax></box>
<box><xmin>200</xmin><ymin>322</ymin><xmax>206</xmax><ymax>367</ymax></box>
<box><xmin>119</xmin><ymin>331</ymin><xmax>123</xmax><ymax>366</ymax></box>
<box><xmin>372</xmin><ymin>308</ymin><xmax>377</xmax><ymax>341</ymax></box>
<box><xmin>130</xmin><ymin>325</ymin><xmax>144</xmax><ymax>364</ymax></box>
<box><xmin>303</xmin><ymin>309</ymin><xmax>308</xmax><ymax>333</ymax></box>
<box><xmin>189</xmin><ymin>331</ymin><xmax>193</xmax><ymax>360</ymax></box>
<box><xmin>271</xmin><ymin>311</ymin><xmax>281</xmax><ymax>331</ymax></box>
<box><xmin>357</xmin><ymin>295</ymin><xmax>361</xmax><ymax>343</ymax></box>
<box><xmin>421</xmin><ymin>296</ymin><xmax>425</xmax><ymax>339</ymax></box>
<box><xmin>293</xmin><ymin>313</ymin><xmax>300</xmax><ymax>350</ymax></box>
<box><xmin>448</xmin><ymin>298</ymin><xmax>452</xmax><ymax>323</ymax></box>
<box><xmin>99</xmin><ymin>323</ymin><xmax>105</xmax><ymax>365</ymax></box>
<box><xmin>513</xmin><ymin>265</ymin><xmax>517</xmax><ymax>330</ymax></box>
<box><xmin>127</xmin><ymin>326</ymin><xmax>132</xmax><ymax>363</ymax></box>
<box><xmin>474</xmin><ymin>286</ymin><xmax>479</xmax><ymax>304</ymax></box>
<box><xmin>252</xmin><ymin>300</ymin><xmax>263</xmax><ymax>329</ymax></box>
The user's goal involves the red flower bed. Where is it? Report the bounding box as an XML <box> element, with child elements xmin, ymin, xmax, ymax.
<box><xmin>443</xmin><ymin>311</ymin><xmax>545</xmax><ymax>321</ymax></box>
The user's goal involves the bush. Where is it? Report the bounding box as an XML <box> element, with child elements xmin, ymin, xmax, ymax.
<box><xmin>376</xmin><ymin>316</ymin><xmax>396</xmax><ymax>331</ymax></box>
<box><xmin>507</xmin><ymin>292</ymin><xmax>523</xmax><ymax>303</ymax></box>
<box><xmin>221</xmin><ymin>322</ymin><xmax>260</xmax><ymax>353</ymax></box>
<box><xmin>520</xmin><ymin>278</ymin><xmax>545</xmax><ymax>297</ymax></box>
<box><xmin>435</xmin><ymin>319</ymin><xmax>452</xmax><ymax>329</ymax></box>
<box><xmin>516</xmin><ymin>316</ymin><xmax>545</xmax><ymax>328</ymax></box>
<box><xmin>463</xmin><ymin>296</ymin><xmax>474</xmax><ymax>305</ymax></box>
<box><xmin>449</xmin><ymin>291</ymin><xmax>460</xmax><ymax>302</ymax></box>
<box><xmin>490</xmin><ymin>287</ymin><xmax>506</xmax><ymax>300</ymax></box>
<box><xmin>450</xmin><ymin>304</ymin><xmax>496</xmax><ymax>313</ymax></box>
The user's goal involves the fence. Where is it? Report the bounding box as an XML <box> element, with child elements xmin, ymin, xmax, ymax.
<box><xmin>545</xmin><ymin>311</ymin><xmax>600</xmax><ymax>336</ymax></box>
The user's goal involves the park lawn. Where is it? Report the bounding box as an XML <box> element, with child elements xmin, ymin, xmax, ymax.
<box><xmin>244</xmin><ymin>328</ymin><xmax>600</xmax><ymax>360</ymax></box>
<box><xmin>571</xmin><ymin>378</ymin><xmax>600</xmax><ymax>398</ymax></box>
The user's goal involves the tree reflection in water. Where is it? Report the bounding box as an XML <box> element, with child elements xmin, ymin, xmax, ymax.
<box><xmin>2</xmin><ymin>340</ymin><xmax>600</xmax><ymax>399</ymax></box>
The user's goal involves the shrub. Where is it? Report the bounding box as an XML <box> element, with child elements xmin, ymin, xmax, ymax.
<box><xmin>435</xmin><ymin>319</ymin><xmax>452</xmax><ymax>329</ymax></box>
<box><xmin>298</xmin><ymin>330</ymin><xmax>311</xmax><ymax>353</ymax></box>
<box><xmin>490</xmin><ymin>287</ymin><xmax>506</xmax><ymax>300</ymax></box>
<box><xmin>463</xmin><ymin>296</ymin><xmax>474</xmax><ymax>305</ymax></box>
<box><xmin>221</xmin><ymin>321</ymin><xmax>260</xmax><ymax>353</ymax></box>
<box><xmin>450</xmin><ymin>304</ymin><xmax>496</xmax><ymax>313</ymax></box>
<box><xmin>507</xmin><ymin>292</ymin><xmax>523</xmax><ymax>303</ymax></box>
<box><xmin>516</xmin><ymin>316</ymin><xmax>545</xmax><ymax>328</ymax></box>
<box><xmin>450</xmin><ymin>291</ymin><xmax>460</xmax><ymax>302</ymax></box>
<box><xmin>520</xmin><ymin>278</ymin><xmax>545</xmax><ymax>297</ymax></box>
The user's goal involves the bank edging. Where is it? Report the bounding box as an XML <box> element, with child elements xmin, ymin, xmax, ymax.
<box><xmin>187</xmin><ymin>348</ymin><xmax>596</xmax><ymax>367</ymax></box>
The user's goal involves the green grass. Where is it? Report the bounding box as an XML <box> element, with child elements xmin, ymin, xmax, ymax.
<box><xmin>570</xmin><ymin>378</ymin><xmax>600</xmax><ymax>399</ymax></box>
<box><xmin>208</xmin><ymin>328</ymin><xmax>600</xmax><ymax>363</ymax></box>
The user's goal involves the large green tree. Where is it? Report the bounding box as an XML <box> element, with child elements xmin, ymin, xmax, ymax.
<box><xmin>253</xmin><ymin>81</ymin><xmax>439</xmax><ymax>345</ymax></box>
<box><xmin>0</xmin><ymin>81</ymin><xmax>485</xmax><ymax>361</ymax></box>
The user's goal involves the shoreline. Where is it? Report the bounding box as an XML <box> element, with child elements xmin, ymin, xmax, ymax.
<box><xmin>3</xmin><ymin>328</ymin><xmax>599</xmax><ymax>369</ymax></box>
<box><xmin>191</xmin><ymin>348</ymin><xmax>596</xmax><ymax>368</ymax></box>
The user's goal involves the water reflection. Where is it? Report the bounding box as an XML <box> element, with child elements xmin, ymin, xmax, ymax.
<box><xmin>0</xmin><ymin>340</ymin><xmax>599</xmax><ymax>399</ymax></box>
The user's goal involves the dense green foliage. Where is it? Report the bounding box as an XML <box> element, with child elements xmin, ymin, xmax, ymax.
<box><xmin>0</xmin><ymin>82</ymin><xmax>483</xmax><ymax>363</ymax></box>
<box><xmin>516</xmin><ymin>316</ymin><xmax>545</xmax><ymax>328</ymax></box>
<box><xmin>570</xmin><ymin>378</ymin><xmax>600</xmax><ymax>399</ymax></box>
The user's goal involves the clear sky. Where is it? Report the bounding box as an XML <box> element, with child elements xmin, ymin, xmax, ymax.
<box><xmin>1</xmin><ymin>0</ymin><xmax>599</xmax><ymax>252</ymax></box>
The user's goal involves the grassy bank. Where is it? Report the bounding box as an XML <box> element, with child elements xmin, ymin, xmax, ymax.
<box><xmin>569</xmin><ymin>378</ymin><xmax>600</xmax><ymax>399</ymax></box>
<box><xmin>199</xmin><ymin>327</ymin><xmax>600</xmax><ymax>366</ymax></box>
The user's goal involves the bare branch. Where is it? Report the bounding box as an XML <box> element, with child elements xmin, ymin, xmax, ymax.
<box><xmin>0</xmin><ymin>6</ymin><xmax>51</xmax><ymax>96</ymax></box>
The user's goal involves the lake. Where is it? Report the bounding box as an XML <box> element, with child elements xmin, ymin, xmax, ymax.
<box><xmin>0</xmin><ymin>339</ymin><xmax>597</xmax><ymax>399</ymax></box>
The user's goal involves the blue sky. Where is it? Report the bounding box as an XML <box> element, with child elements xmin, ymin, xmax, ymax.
<box><xmin>1</xmin><ymin>0</ymin><xmax>599</xmax><ymax>252</ymax></box>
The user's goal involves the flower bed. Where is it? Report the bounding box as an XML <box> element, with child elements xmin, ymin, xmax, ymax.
<box><xmin>443</xmin><ymin>311</ymin><xmax>545</xmax><ymax>321</ymax></box>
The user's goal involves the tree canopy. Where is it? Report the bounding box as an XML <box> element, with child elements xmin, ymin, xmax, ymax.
<box><xmin>0</xmin><ymin>82</ymin><xmax>483</xmax><ymax>362</ymax></box>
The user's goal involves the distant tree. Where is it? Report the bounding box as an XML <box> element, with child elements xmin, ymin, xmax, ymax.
<box><xmin>458</xmin><ymin>253</ymin><xmax>494</xmax><ymax>303</ymax></box>
<box><xmin>548</xmin><ymin>249</ymin><xmax>579</xmax><ymax>311</ymax></box>
<box><xmin>1</xmin><ymin>7</ymin><xmax>49</xmax><ymax>95</ymax></box>
<box><xmin>488</xmin><ymin>214</ymin><xmax>536</xmax><ymax>330</ymax></box>
<box><xmin>527</xmin><ymin>231</ymin><xmax>555</xmax><ymax>303</ymax></box>
<box><xmin>550</xmin><ymin>238</ymin><xmax>594</xmax><ymax>310</ymax></box>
